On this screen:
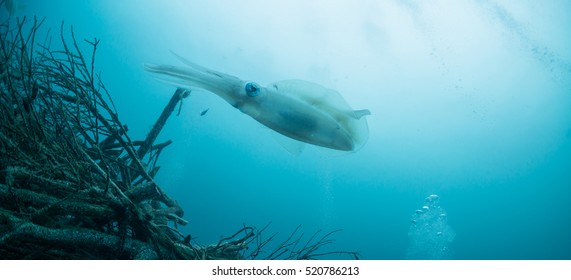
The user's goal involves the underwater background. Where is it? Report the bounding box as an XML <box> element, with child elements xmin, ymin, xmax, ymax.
<box><xmin>3</xmin><ymin>0</ymin><xmax>570</xmax><ymax>259</ymax></box>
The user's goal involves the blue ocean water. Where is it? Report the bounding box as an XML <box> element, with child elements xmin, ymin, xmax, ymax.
<box><xmin>4</xmin><ymin>0</ymin><xmax>570</xmax><ymax>259</ymax></box>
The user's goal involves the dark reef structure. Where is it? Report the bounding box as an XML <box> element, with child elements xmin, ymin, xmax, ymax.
<box><xmin>0</xmin><ymin>17</ymin><xmax>358</xmax><ymax>260</ymax></box>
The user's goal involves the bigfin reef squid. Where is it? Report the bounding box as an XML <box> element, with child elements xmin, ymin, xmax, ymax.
<box><xmin>144</xmin><ymin>53</ymin><xmax>370</xmax><ymax>154</ymax></box>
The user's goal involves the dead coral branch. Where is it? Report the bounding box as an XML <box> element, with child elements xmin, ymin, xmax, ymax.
<box><xmin>0</xmin><ymin>17</ymin><xmax>187</xmax><ymax>259</ymax></box>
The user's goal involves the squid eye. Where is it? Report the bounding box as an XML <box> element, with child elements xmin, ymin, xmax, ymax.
<box><xmin>245</xmin><ymin>82</ymin><xmax>260</xmax><ymax>97</ymax></box>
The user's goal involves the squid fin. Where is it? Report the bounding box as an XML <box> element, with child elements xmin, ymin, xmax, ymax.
<box><xmin>271</xmin><ymin>131</ymin><xmax>305</xmax><ymax>156</ymax></box>
<box><xmin>350</xmin><ymin>109</ymin><xmax>371</xmax><ymax>120</ymax></box>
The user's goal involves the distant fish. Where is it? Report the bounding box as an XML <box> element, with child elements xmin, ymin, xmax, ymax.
<box><xmin>200</xmin><ymin>108</ymin><xmax>209</xmax><ymax>116</ymax></box>
<box><xmin>1</xmin><ymin>0</ymin><xmax>25</xmax><ymax>16</ymax></box>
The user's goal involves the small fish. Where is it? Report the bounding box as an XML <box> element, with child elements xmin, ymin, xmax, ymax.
<box><xmin>1</xmin><ymin>0</ymin><xmax>25</xmax><ymax>16</ymax></box>
<box><xmin>200</xmin><ymin>108</ymin><xmax>209</xmax><ymax>116</ymax></box>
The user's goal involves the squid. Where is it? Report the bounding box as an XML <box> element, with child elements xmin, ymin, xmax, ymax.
<box><xmin>144</xmin><ymin>54</ymin><xmax>370</xmax><ymax>153</ymax></box>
